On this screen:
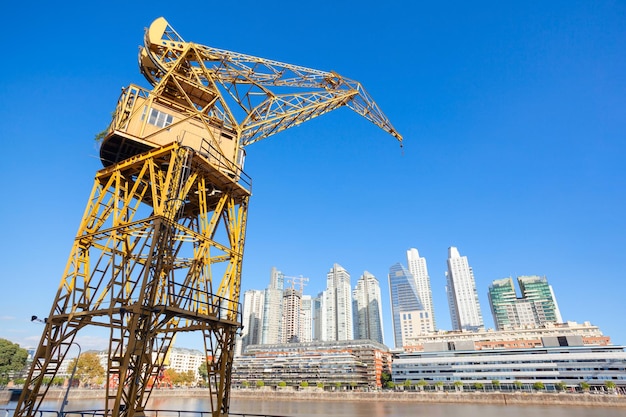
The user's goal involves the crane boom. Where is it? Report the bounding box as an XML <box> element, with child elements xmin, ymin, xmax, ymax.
<box><xmin>140</xmin><ymin>17</ymin><xmax>403</xmax><ymax>147</ymax></box>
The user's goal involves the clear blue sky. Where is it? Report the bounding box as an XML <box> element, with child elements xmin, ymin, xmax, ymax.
<box><xmin>1</xmin><ymin>1</ymin><xmax>624</xmax><ymax>351</ymax></box>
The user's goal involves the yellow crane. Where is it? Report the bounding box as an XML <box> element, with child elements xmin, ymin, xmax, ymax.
<box><xmin>14</xmin><ymin>17</ymin><xmax>401</xmax><ymax>417</ymax></box>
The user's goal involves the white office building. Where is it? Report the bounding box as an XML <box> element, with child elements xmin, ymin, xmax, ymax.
<box><xmin>392</xmin><ymin>342</ymin><xmax>626</xmax><ymax>390</ymax></box>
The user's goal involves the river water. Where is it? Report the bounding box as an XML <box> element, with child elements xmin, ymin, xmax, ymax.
<box><xmin>5</xmin><ymin>397</ymin><xmax>624</xmax><ymax>417</ymax></box>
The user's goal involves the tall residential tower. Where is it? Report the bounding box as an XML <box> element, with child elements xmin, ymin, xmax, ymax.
<box><xmin>446</xmin><ymin>247</ymin><xmax>484</xmax><ymax>331</ymax></box>
<box><xmin>261</xmin><ymin>267</ymin><xmax>284</xmax><ymax>344</ymax></box>
<box><xmin>236</xmin><ymin>289</ymin><xmax>265</xmax><ymax>356</ymax></box>
<box><xmin>321</xmin><ymin>264</ymin><xmax>353</xmax><ymax>341</ymax></box>
<box><xmin>352</xmin><ymin>271</ymin><xmax>384</xmax><ymax>344</ymax></box>
<box><xmin>406</xmin><ymin>248</ymin><xmax>436</xmax><ymax>332</ymax></box>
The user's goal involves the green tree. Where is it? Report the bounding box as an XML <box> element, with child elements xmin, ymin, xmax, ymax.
<box><xmin>256</xmin><ymin>380</ymin><xmax>265</xmax><ymax>388</ymax></box>
<box><xmin>532</xmin><ymin>382</ymin><xmax>545</xmax><ymax>391</ymax></box>
<box><xmin>278</xmin><ymin>381</ymin><xmax>287</xmax><ymax>387</ymax></box>
<box><xmin>67</xmin><ymin>352</ymin><xmax>105</xmax><ymax>387</ymax></box>
<box><xmin>513</xmin><ymin>380</ymin><xmax>523</xmax><ymax>390</ymax></box>
<box><xmin>403</xmin><ymin>379</ymin><xmax>412</xmax><ymax>390</ymax></box>
<box><xmin>316</xmin><ymin>382</ymin><xmax>324</xmax><ymax>388</ymax></box>
<box><xmin>555</xmin><ymin>381</ymin><xmax>567</xmax><ymax>392</ymax></box>
<box><xmin>605</xmin><ymin>381</ymin><xmax>616</xmax><ymax>391</ymax></box>
<box><xmin>417</xmin><ymin>380</ymin><xmax>428</xmax><ymax>391</ymax></box>
<box><xmin>385</xmin><ymin>381</ymin><xmax>395</xmax><ymax>389</ymax></box>
<box><xmin>453</xmin><ymin>381</ymin><xmax>464</xmax><ymax>391</ymax></box>
<box><xmin>0</xmin><ymin>339</ymin><xmax>28</xmax><ymax>382</ymax></box>
<box><xmin>300</xmin><ymin>381</ymin><xmax>309</xmax><ymax>388</ymax></box>
<box><xmin>473</xmin><ymin>382</ymin><xmax>484</xmax><ymax>391</ymax></box>
<box><xmin>242</xmin><ymin>380</ymin><xmax>250</xmax><ymax>388</ymax></box>
<box><xmin>434</xmin><ymin>381</ymin><xmax>444</xmax><ymax>391</ymax></box>
<box><xmin>491</xmin><ymin>380</ymin><xmax>501</xmax><ymax>391</ymax></box>
<box><xmin>579</xmin><ymin>381</ymin><xmax>590</xmax><ymax>392</ymax></box>
<box><xmin>198</xmin><ymin>362</ymin><xmax>208</xmax><ymax>383</ymax></box>
<box><xmin>381</xmin><ymin>371</ymin><xmax>391</xmax><ymax>388</ymax></box>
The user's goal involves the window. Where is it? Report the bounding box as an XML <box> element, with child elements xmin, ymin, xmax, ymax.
<box><xmin>143</xmin><ymin>107</ymin><xmax>173</xmax><ymax>128</ymax></box>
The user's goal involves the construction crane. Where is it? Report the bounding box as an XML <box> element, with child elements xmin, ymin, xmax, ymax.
<box><xmin>14</xmin><ymin>17</ymin><xmax>401</xmax><ymax>417</ymax></box>
<box><xmin>284</xmin><ymin>276</ymin><xmax>309</xmax><ymax>293</ymax></box>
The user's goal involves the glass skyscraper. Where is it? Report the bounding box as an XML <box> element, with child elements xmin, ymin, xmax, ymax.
<box><xmin>406</xmin><ymin>248</ymin><xmax>436</xmax><ymax>332</ymax></box>
<box><xmin>388</xmin><ymin>263</ymin><xmax>432</xmax><ymax>348</ymax></box>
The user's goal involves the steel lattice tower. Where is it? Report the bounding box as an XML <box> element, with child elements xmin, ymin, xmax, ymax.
<box><xmin>15</xmin><ymin>17</ymin><xmax>401</xmax><ymax>417</ymax></box>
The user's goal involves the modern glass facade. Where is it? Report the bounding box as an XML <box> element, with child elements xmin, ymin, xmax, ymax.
<box><xmin>388</xmin><ymin>263</ymin><xmax>431</xmax><ymax>349</ymax></box>
<box><xmin>488</xmin><ymin>275</ymin><xmax>562</xmax><ymax>330</ymax></box>
<box><xmin>518</xmin><ymin>275</ymin><xmax>562</xmax><ymax>323</ymax></box>
<box><xmin>406</xmin><ymin>248</ymin><xmax>436</xmax><ymax>332</ymax></box>
<box><xmin>392</xmin><ymin>344</ymin><xmax>626</xmax><ymax>390</ymax></box>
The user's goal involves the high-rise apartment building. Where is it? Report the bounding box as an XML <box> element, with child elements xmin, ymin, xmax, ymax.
<box><xmin>352</xmin><ymin>271</ymin><xmax>384</xmax><ymax>344</ymax></box>
<box><xmin>236</xmin><ymin>289</ymin><xmax>265</xmax><ymax>356</ymax></box>
<box><xmin>261</xmin><ymin>267</ymin><xmax>284</xmax><ymax>344</ymax></box>
<box><xmin>282</xmin><ymin>287</ymin><xmax>302</xmax><ymax>343</ymax></box>
<box><xmin>388</xmin><ymin>263</ymin><xmax>432</xmax><ymax>348</ymax></box>
<box><xmin>518</xmin><ymin>275</ymin><xmax>563</xmax><ymax>324</ymax></box>
<box><xmin>300</xmin><ymin>295</ymin><xmax>313</xmax><ymax>342</ymax></box>
<box><xmin>321</xmin><ymin>263</ymin><xmax>353</xmax><ymax>341</ymax></box>
<box><xmin>488</xmin><ymin>275</ymin><xmax>563</xmax><ymax>331</ymax></box>
<box><xmin>406</xmin><ymin>248</ymin><xmax>436</xmax><ymax>332</ymax></box>
<box><xmin>312</xmin><ymin>294</ymin><xmax>322</xmax><ymax>341</ymax></box>
<box><xmin>487</xmin><ymin>278</ymin><xmax>520</xmax><ymax>330</ymax></box>
<box><xmin>446</xmin><ymin>246</ymin><xmax>484</xmax><ymax>332</ymax></box>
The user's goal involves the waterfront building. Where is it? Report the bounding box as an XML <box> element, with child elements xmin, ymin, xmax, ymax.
<box><xmin>282</xmin><ymin>287</ymin><xmax>302</xmax><ymax>343</ymax></box>
<box><xmin>167</xmin><ymin>347</ymin><xmax>205</xmax><ymax>382</ymax></box>
<box><xmin>300</xmin><ymin>295</ymin><xmax>313</xmax><ymax>342</ymax></box>
<box><xmin>392</xmin><ymin>342</ymin><xmax>626</xmax><ymax>390</ymax></box>
<box><xmin>312</xmin><ymin>294</ymin><xmax>322</xmax><ymax>341</ymax></box>
<box><xmin>518</xmin><ymin>275</ymin><xmax>563</xmax><ymax>323</ymax></box>
<box><xmin>261</xmin><ymin>267</ymin><xmax>284</xmax><ymax>344</ymax></box>
<box><xmin>321</xmin><ymin>264</ymin><xmax>353</xmax><ymax>341</ymax></box>
<box><xmin>388</xmin><ymin>263</ymin><xmax>432</xmax><ymax>348</ymax></box>
<box><xmin>406</xmin><ymin>248</ymin><xmax>436</xmax><ymax>332</ymax></box>
<box><xmin>446</xmin><ymin>246</ymin><xmax>484</xmax><ymax>332</ymax></box>
<box><xmin>352</xmin><ymin>271</ymin><xmax>384</xmax><ymax>344</ymax></box>
<box><xmin>403</xmin><ymin>321</ymin><xmax>611</xmax><ymax>352</ymax></box>
<box><xmin>236</xmin><ymin>289</ymin><xmax>265</xmax><ymax>356</ymax></box>
<box><xmin>489</xmin><ymin>276</ymin><xmax>562</xmax><ymax>330</ymax></box>
<box><xmin>232</xmin><ymin>339</ymin><xmax>391</xmax><ymax>389</ymax></box>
